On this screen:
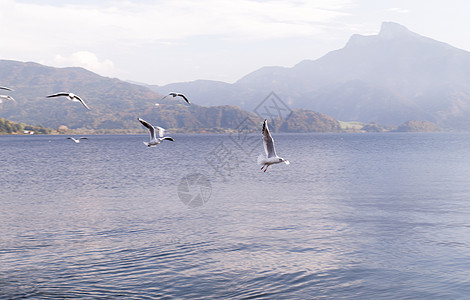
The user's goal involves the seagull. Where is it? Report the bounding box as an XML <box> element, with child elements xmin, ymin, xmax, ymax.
<box><xmin>161</xmin><ymin>92</ymin><xmax>190</xmax><ymax>104</ymax></box>
<box><xmin>0</xmin><ymin>95</ymin><xmax>16</xmax><ymax>103</ymax></box>
<box><xmin>0</xmin><ymin>86</ymin><xmax>13</xmax><ymax>91</ymax></box>
<box><xmin>258</xmin><ymin>119</ymin><xmax>290</xmax><ymax>172</ymax></box>
<box><xmin>46</xmin><ymin>92</ymin><xmax>90</xmax><ymax>110</ymax></box>
<box><xmin>67</xmin><ymin>137</ymin><xmax>88</xmax><ymax>143</ymax></box>
<box><xmin>138</xmin><ymin>117</ymin><xmax>175</xmax><ymax>147</ymax></box>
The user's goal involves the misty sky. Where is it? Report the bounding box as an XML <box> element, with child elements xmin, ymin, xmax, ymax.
<box><xmin>1</xmin><ymin>0</ymin><xmax>469</xmax><ymax>86</ymax></box>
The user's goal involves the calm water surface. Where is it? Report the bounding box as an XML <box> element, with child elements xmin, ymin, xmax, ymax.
<box><xmin>2</xmin><ymin>133</ymin><xmax>470</xmax><ymax>299</ymax></box>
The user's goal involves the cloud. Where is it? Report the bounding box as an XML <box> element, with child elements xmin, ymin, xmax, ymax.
<box><xmin>122</xmin><ymin>0</ymin><xmax>354</xmax><ymax>41</ymax></box>
<box><xmin>1</xmin><ymin>0</ymin><xmax>353</xmax><ymax>45</ymax></box>
<box><xmin>386</xmin><ymin>7</ymin><xmax>410</xmax><ymax>13</ymax></box>
<box><xmin>50</xmin><ymin>51</ymin><xmax>115</xmax><ymax>77</ymax></box>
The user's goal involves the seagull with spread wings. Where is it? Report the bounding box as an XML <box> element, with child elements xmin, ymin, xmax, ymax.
<box><xmin>258</xmin><ymin>119</ymin><xmax>290</xmax><ymax>172</ymax></box>
<box><xmin>138</xmin><ymin>118</ymin><xmax>175</xmax><ymax>147</ymax></box>
<box><xmin>161</xmin><ymin>92</ymin><xmax>191</xmax><ymax>105</ymax></box>
<box><xmin>67</xmin><ymin>137</ymin><xmax>88</xmax><ymax>143</ymax></box>
<box><xmin>46</xmin><ymin>92</ymin><xmax>91</xmax><ymax>110</ymax></box>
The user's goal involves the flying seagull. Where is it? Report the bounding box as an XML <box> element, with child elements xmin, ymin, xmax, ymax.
<box><xmin>258</xmin><ymin>119</ymin><xmax>290</xmax><ymax>172</ymax></box>
<box><xmin>46</xmin><ymin>92</ymin><xmax>90</xmax><ymax>110</ymax></box>
<box><xmin>161</xmin><ymin>92</ymin><xmax>190</xmax><ymax>104</ymax></box>
<box><xmin>67</xmin><ymin>137</ymin><xmax>88</xmax><ymax>143</ymax></box>
<box><xmin>0</xmin><ymin>86</ymin><xmax>13</xmax><ymax>91</ymax></box>
<box><xmin>0</xmin><ymin>95</ymin><xmax>16</xmax><ymax>103</ymax></box>
<box><xmin>138</xmin><ymin>117</ymin><xmax>175</xmax><ymax>147</ymax></box>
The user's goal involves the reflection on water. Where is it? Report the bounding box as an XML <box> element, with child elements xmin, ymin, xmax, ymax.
<box><xmin>2</xmin><ymin>133</ymin><xmax>470</xmax><ymax>298</ymax></box>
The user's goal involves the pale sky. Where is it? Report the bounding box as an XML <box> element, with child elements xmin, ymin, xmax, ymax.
<box><xmin>1</xmin><ymin>0</ymin><xmax>469</xmax><ymax>86</ymax></box>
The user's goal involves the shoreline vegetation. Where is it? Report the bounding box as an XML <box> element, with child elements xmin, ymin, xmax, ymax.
<box><xmin>0</xmin><ymin>118</ymin><xmax>52</xmax><ymax>135</ymax></box>
<box><xmin>0</xmin><ymin>118</ymin><xmax>442</xmax><ymax>135</ymax></box>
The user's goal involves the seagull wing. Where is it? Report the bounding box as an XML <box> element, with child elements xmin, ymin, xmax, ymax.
<box><xmin>47</xmin><ymin>92</ymin><xmax>71</xmax><ymax>98</ymax></box>
<box><xmin>73</xmin><ymin>95</ymin><xmax>91</xmax><ymax>110</ymax></box>
<box><xmin>79</xmin><ymin>137</ymin><xmax>88</xmax><ymax>140</ymax></box>
<box><xmin>0</xmin><ymin>86</ymin><xmax>13</xmax><ymax>91</ymax></box>
<box><xmin>138</xmin><ymin>118</ymin><xmax>156</xmax><ymax>140</ymax></box>
<box><xmin>161</xmin><ymin>137</ymin><xmax>175</xmax><ymax>142</ymax></box>
<box><xmin>156</xmin><ymin>126</ymin><xmax>165</xmax><ymax>138</ymax></box>
<box><xmin>262</xmin><ymin>119</ymin><xmax>277</xmax><ymax>158</ymax></box>
<box><xmin>177</xmin><ymin>93</ymin><xmax>190</xmax><ymax>104</ymax></box>
<box><xmin>0</xmin><ymin>95</ymin><xmax>14</xmax><ymax>102</ymax></box>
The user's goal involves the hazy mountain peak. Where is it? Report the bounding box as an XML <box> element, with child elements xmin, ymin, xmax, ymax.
<box><xmin>378</xmin><ymin>22</ymin><xmax>416</xmax><ymax>39</ymax></box>
<box><xmin>344</xmin><ymin>22</ymin><xmax>429</xmax><ymax>49</ymax></box>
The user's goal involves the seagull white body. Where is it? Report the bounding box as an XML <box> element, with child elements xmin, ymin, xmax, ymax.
<box><xmin>0</xmin><ymin>86</ymin><xmax>13</xmax><ymax>91</ymax></box>
<box><xmin>258</xmin><ymin>119</ymin><xmax>290</xmax><ymax>172</ymax></box>
<box><xmin>0</xmin><ymin>95</ymin><xmax>15</xmax><ymax>103</ymax></box>
<box><xmin>138</xmin><ymin>118</ymin><xmax>175</xmax><ymax>147</ymax></box>
<box><xmin>67</xmin><ymin>137</ymin><xmax>88</xmax><ymax>143</ymax></box>
<box><xmin>161</xmin><ymin>92</ymin><xmax>190</xmax><ymax>104</ymax></box>
<box><xmin>47</xmin><ymin>92</ymin><xmax>90</xmax><ymax>110</ymax></box>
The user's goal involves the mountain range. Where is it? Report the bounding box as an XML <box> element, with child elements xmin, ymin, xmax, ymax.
<box><xmin>0</xmin><ymin>61</ymin><xmax>340</xmax><ymax>133</ymax></box>
<box><xmin>154</xmin><ymin>22</ymin><xmax>470</xmax><ymax>130</ymax></box>
<box><xmin>1</xmin><ymin>21</ymin><xmax>468</xmax><ymax>132</ymax></box>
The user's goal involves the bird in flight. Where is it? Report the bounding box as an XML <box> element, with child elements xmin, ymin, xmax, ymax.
<box><xmin>46</xmin><ymin>92</ymin><xmax>91</xmax><ymax>110</ymax></box>
<box><xmin>258</xmin><ymin>119</ymin><xmax>290</xmax><ymax>172</ymax></box>
<box><xmin>161</xmin><ymin>92</ymin><xmax>191</xmax><ymax>105</ymax></box>
<box><xmin>138</xmin><ymin>118</ymin><xmax>175</xmax><ymax>147</ymax></box>
<box><xmin>67</xmin><ymin>137</ymin><xmax>88</xmax><ymax>143</ymax></box>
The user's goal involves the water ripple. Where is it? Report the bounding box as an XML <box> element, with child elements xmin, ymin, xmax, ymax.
<box><xmin>3</xmin><ymin>134</ymin><xmax>470</xmax><ymax>298</ymax></box>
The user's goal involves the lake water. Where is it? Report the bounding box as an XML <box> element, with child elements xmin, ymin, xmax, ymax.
<box><xmin>2</xmin><ymin>133</ymin><xmax>470</xmax><ymax>299</ymax></box>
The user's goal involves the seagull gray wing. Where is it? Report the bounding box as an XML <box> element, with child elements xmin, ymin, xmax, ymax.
<box><xmin>0</xmin><ymin>86</ymin><xmax>13</xmax><ymax>91</ymax></box>
<box><xmin>47</xmin><ymin>92</ymin><xmax>70</xmax><ymax>98</ymax></box>
<box><xmin>161</xmin><ymin>137</ymin><xmax>174</xmax><ymax>142</ymax></box>
<box><xmin>262</xmin><ymin>119</ymin><xmax>277</xmax><ymax>158</ymax></box>
<box><xmin>138</xmin><ymin>118</ymin><xmax>156</xmax><ymax>140</ymax></box>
